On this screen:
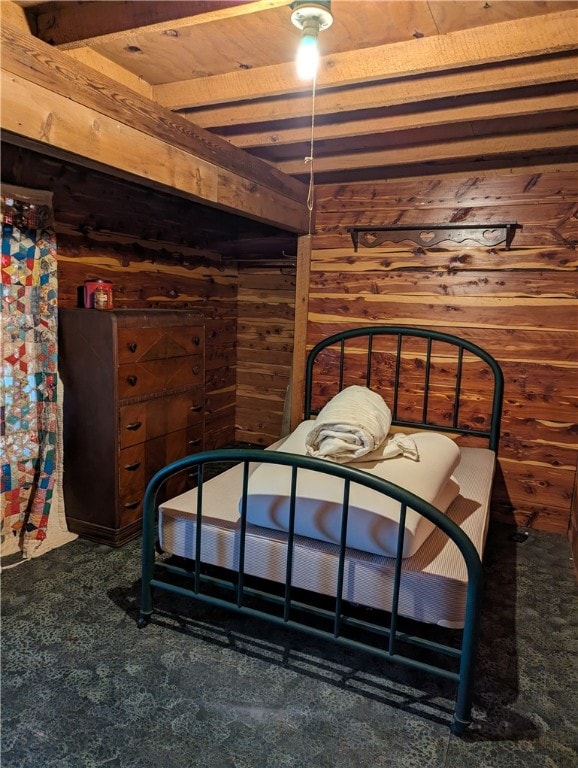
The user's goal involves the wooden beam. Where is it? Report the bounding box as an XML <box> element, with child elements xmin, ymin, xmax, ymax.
<box><xmin>277</xmin><ymin>129</ymin><xmax>578</xmax><ymax>175</ymax></box>
<box><xmin>227</xmin><ymin>91</ymin><xmax>578</xmax><ymax>148</ymax></box>
<box><xmin>0</xmin><ymin>18</ymin><xmax>305</xmax><ymax>203</ymax></box>
<box><xmin>154</xmin><ymin>10</ymin><xmax>578</xmax><ymax>109</ymax></box>
<box><xmin>64</xmin><ymin>48</ymin><xmax>154</xmax><ymax>99</ymax></box>
<box><xmin>35</xmin><ymin>0</ymin><xmax>292</xmax><ymax>50</ymax></box>
<box><xmin>183</xmin><ymin>54</ymin><xmax>578</xmax><ymax>128</ymax></box>
<box><xmin>0</xmin><ymin>18</ymin><xmax>309</xmax><ymax>229</ymax></box>
<box><xmin>315</xmin><ymin>167</ymin><xmax>578</xmax><ymax>211</ymax></box>
<box><xmin>0</xmin><ymin>1</ymin><xmax>33</xmax><ymax>33</ymax></box>
<box><xmin>1</xmin><ymin>70</ymin><xmax>308</xmax><ymax>232</ymax></box>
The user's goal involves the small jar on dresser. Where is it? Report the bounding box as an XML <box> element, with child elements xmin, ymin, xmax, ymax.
<box><xmin>58</xmin><ymin>308</ymin><xmax>205</xmax><ymax>546</ymax></box>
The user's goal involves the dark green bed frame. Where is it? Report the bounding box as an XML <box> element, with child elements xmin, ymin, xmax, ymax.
<box><xmin>138</xmin><ymin>326</ymin><xmax>504</xmax><ymax>735</ymax></box>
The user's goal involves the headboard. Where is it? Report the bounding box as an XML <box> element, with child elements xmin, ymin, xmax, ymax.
<box><xmin>304</xmin><ymin>326</ymin><xmax>504</xmax><ymax>452</ymax></box>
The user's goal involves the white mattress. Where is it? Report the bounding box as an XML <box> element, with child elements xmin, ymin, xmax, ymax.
<box><xmin>159</xmin><ymin>443</ymin><xmax>495</xmax><ymax>628</ymax></box>
<box><xmin>245</xmin><ymin>420</ymin><xmax>460</xmax><ymax>558</ymax></box>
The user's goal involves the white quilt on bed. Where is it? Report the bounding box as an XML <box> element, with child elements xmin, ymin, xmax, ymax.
<box><xmin>245</xmin><ymin>420</ymin><xmax>460</xmax><ymax>558</ymax></box>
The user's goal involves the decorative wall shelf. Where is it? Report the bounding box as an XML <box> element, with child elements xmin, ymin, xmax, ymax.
<box><xmin>347</xmin><ymin>223</ymin><xmax>520</xmax><ymax>252</ymax></box>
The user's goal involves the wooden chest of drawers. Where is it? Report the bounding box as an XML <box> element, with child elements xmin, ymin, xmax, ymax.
<box><xmin>58</xmin><ymin>308</ymin><xmax>205</xmax><ymax>546</ymax></box>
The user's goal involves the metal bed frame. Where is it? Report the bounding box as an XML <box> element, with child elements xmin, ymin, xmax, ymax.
<box><xmin>138</xmin><ymin>326</ymin><xmax>504</xmax><ymax>734</ymax></box>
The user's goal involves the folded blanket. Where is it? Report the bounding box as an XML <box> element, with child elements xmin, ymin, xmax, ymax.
<box><xmin>305</xmin><ymin>385</ymin><xmax>392</xmax><ymax>463</ymax></box>
<box><xmin>354</xmin><ymin>432</ymin><xmax>420</xmax><ymax>463</ymax></box>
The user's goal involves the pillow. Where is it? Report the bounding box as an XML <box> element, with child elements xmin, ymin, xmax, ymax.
<box><xmin>244</xmin><ymin>421</ymin><xmax>461</xmax><ymax>558</ymax></box>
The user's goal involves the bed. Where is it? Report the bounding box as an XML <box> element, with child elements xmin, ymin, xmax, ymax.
<box><xmin>138</xmin><ymin>325</ymin><xmax>504</xmax><ymax>734</ymax></box>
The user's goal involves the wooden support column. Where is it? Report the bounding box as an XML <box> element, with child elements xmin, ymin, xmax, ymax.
<box><xmin>290</xmin><ymin>235</ymin><xmax>312</xmax><ymax>429</ymax></box>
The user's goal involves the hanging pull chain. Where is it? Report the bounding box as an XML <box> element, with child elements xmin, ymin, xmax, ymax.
<box><xmin>305</xmin><ymin>71</ymin><xmax>317</xmax><ymax>238</ymax></box>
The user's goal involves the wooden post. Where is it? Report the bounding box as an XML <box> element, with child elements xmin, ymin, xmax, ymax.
<box><xmin>290</xmin><ymin>235</ymin><xmax>312</xmax><ymax>429</ymax></box>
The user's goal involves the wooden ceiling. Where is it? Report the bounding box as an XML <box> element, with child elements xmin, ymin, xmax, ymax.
<box><xmin>12</xmin><ymin>0</ymin><xmax>578</xmax><ymax>187</ymax></box>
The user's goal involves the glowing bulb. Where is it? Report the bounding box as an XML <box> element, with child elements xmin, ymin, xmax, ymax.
<box><xmin>296</xmin><ymin>32</ymin><xmax>319</xmax><ymax>80</ymax></box>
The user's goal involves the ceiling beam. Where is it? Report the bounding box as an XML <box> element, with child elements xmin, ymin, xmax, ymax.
<box><xmin>183</xmin><ymin>54</ymin><xmax>578</xmax><ymax>128</ymax></box>
<box><xmin>154</xmin><ymin>10</ymin><xmax>578</xmax><ymax>110</ymax></box>
<box><xmin>276</xmin><ymin>129</ymin><xmax>578</xmax><ymax>175</ymax></box>
<box><xmin>227</xmin><ymin>91</ymin><xmax>578</xmax><ymax>148</ymax></box>
<box><xmin>0</xmin><ymin>20</ymin><xmax>309</xmax><ymax>232</ymax></box>
<box><xmin>1</xmin><ymin>1</ymin><xmax>32</xmax><ymax>33</ymax></box>
<box><xmin>1</xmin><ymin>70</ymin><xmax>308</xmax><ymax>232</ymax></box>
<box><xmin>0</xmin><ymin>18</ymin><xmax>307</xmax><ymax>204</ymax></box>
<box><xmin>34</xmin><ymin>0</ymin><xmax>293</xmax><ymax>50</ymax></box>
<box><xmin>315</xmin><ymin>164</ymin><xmax>578</xmax><ymax>205</ymax></box>
<box><xmin>64</xmin><ymin>48</ymin><xmax>154</xmax><ymax>99</ymax></box>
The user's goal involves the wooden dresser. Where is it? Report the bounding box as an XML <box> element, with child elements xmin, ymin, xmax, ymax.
<box><xmin>58</xmin><ymin>308</ymin><xmax>205</xmax><ymax>546</ymax></box>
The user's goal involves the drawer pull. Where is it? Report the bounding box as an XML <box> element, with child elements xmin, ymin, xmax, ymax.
<box><xmin>193</xmin><ymin>336</ymin><xmax>201</xmax><ymax>346</ymax></box>
<box><xmin>128</xmin><ymin>342</ymin><xmax>138</xmax><ymax>353</ymax></box>
<box><xmin>192</xmin><ymin>365</ymin><xmax>200</xmax><ymax>375</ymax></box>
<box><xmin>124</xmin><ymin>499</ymin><xmax>141</xmax><ymax>510</ymax></box>
<box><xmin>127</xmin><ymin>375</ymin><xmax>138</xmax><ymax>387</ymax></box>
<box><xmin>123</xmin><ymin>461</ymin><xmax>141</xmax><ymax>472</ymax></box>
<box><xmin>189</xmin><ymin>405</ymin><xmax>202</xmax><ymax>413</ymax></box>
<box><xmin>126</xmin><ymin>421</ymin><xmax>142</xmax><ymax>431</ymax></box>
<box><xmin>188</xmin><ymin>438</ymin><xmax>202</xmax><ymax>448</ymax></box>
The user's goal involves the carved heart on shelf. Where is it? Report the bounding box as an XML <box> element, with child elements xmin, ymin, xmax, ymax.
<box><xmin>483</xmin><ymin>229</ymin><xmax>501</xmax><ymax>242</ymax></box>
<box><xmin>419</xmin><ymin>231</ymin><xmax>436</xmax><ymax>243</ymax></box>
<box><xmin>363</xmin><ymin>232</ymin><xmax>379</xmax><ymax>244</ymax></box>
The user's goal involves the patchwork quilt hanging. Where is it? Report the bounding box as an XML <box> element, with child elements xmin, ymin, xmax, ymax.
<box><xmin>1</xmin><ymin>185</ymin><xmax>74</xmax><ymax>560</ymax></box>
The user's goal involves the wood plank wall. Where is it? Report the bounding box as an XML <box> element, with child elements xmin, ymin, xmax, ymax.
<box><xmin>57</xmin><ymin>237</ymin><xmax>239</xmax><ymax>450</ymax></box>
<box><xmin>1</xmin><ymin>145</ymin><xmax>240</xmax><ymax>450</ymax></box>
<box><xmin>307</xmin><ymin>166</ymin><xmax>578</xmax><ymax>534</ymax></box>
<box><xmin>236</xmin><ymin>266</ymin><xmax>296</xmax><ymax>444</ymax></box>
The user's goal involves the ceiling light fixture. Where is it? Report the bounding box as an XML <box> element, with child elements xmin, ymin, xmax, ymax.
<box><xmin>290</xmin><ymin>1</ymin><xmax>333</xmax><ymax>80</ymax></box>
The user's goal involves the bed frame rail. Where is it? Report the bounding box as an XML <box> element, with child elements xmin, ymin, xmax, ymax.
<box><xmin>139</xmin><ymin>448</ymin><xmax>483</xmax><ymax>735</ymax></box>
<box><xmin>304</xmin><ymin>326</ymin><xmax>503</xmax><ymax>452</ymax></box>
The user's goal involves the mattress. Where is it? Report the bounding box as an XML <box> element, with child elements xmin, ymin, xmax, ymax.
<box><xmin>159</xmin><ymin>443</ymin><xmax>496</xmax><ymax>628</ymax></box>
<box><xmin>245</xmin><ymin>420</ymin><xmax>460</xmax><ymax>558</ymax></box>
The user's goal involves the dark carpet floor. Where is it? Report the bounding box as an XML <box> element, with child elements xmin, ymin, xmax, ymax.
<box><xmin>1</xmin><ymin>522</ymin><xmax>577</xmax><ymax>768</ymax></box>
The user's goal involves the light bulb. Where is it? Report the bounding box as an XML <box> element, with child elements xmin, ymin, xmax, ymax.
<box><xmin>296</xmin><ymin>32</ymin><xmax>319</xmax><ymax>80</ymax></box>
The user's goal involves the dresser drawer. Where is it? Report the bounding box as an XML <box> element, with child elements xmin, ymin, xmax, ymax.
<box><xmin>119</xmin><ymin>444</ymin><xmax>146</xmax><ymax>494</ymax></box>
<box><xmin>164</xmin><ymin>389</ymin><xmax>204</xmax><ymax>429</ymax></box>
<box><xmin>142</xmin><ymin>428</ymin><xmax>195</xmax><ymax>501</ymax></box>
<box><xmin>117</xmin><ymin>325</ymin><xmax>204</xmax><ymax>364</ymax></box>
<box><xmin>117</xmin><ymin>328</ymin><xmax>167</xmax><ymax>364</ymax></box>
<box><xmin>118</xmin><ymin>356</ymin><xmax>204</xmax><ymax>401</ymax></box>
<box><xmin>119</xmin><ymin>391</ymin><xmax>204</xmax><ymax>449</ymax></box>
<box><xmin>118</xmin><ymin>482</ymin><xmax>144</xmax><ymax>528</ymax></box>
<box><xmin>118</xmin><ymin>497</ymin><xmax>143</xmax><ymax>529</ymax></box>
<box><xmin>165</xmin><ymin>355</ymin><xmax>204</xmax><ymax>391</ymax></box>
<box><xmin>187</xmin><ymin>390</ymin><xmax>204</xmax><ymax>426</ymax></box>
<box><xmin>184</xmin><ymin>424</ymin><xmax>204</xmax><ymax>454</ymax></box>
<box><xmin>119</xmin><ymin>403</ymin><xmax>148</xmax><ymax>448</ymax></box>
<box><xmin>168</xmin><ymin>326</ymin><xmax>204</xmax><ymax>357</ymax></box>
<box><xmin>117</xmin><ymin>360</ymin><xmax>167</xmax><ymax>400</ymax></box>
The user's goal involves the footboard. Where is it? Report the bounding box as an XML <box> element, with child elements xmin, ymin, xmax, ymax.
<box><xmin>139</xmin><ymin>448</ymin><xmax>483</xmax><ymax>735</ymax></box>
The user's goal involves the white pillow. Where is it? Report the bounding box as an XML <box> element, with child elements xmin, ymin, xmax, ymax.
<box><xmin>244</xmin><ymin>421</ymin><xmax>460</xmax><ymax>558</ymax></box>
